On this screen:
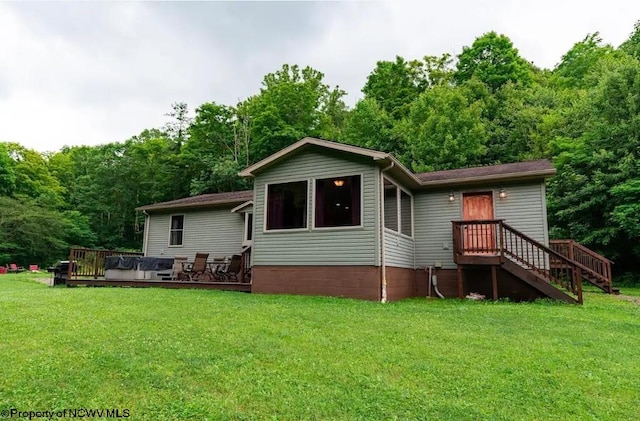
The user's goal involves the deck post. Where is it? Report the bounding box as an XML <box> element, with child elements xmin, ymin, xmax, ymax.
<box><xmin>568</xmin><ymin>240</ymin><xmax>575</xmax><ymax>262</ymax></box>
<box><xmin>67</xmin><ymin>249</ymin><xmax>75</xmax><ymax>281</ymax></box>
<box><xmin>457</xmin><ymin>266</ymin><xmax>463</xmax><ymax>298</ymax></box>
<box><xmin>491</xmin><ymin>265</ymin><xmax>498</xmax><ymax>301</ymax></box>
<box><xmin>576</xmin><ymin>267</ymin><xmax>583</xmax><ymax>304</ymax></box>
<box><xmin>93</xmin><ymin>251</ymin><xmax>100</xmax><ymax>280</ymax></box>
<box><xmin>498</xmin><ymin>222</ymin><xmax>505</xmax><ymax>263</ymax></box>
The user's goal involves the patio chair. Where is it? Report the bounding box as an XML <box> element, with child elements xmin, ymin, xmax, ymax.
<box><xmin>29</xmin><ymin>265</ymin><xmax>39</xmax><ymax>273</ymax></box>
<box><xmin>218</xmin><ymin>254</ymin><xmax>242</xmax><ymax>281</ymax></box>
<box><xmin>183</xmin><ymin>253</ymin><xmax>212</xmax><ymax>282</ymax></box>
<box><xmin>8</xmin><ymin>263</ymin><xmax>25</xmax><ymax>273</ymax></box>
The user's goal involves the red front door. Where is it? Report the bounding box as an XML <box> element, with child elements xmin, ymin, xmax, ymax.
<box><xmin>462</xmin><ymin>192</ymin><xmax>495</xmax><ymax>253</ymax></box>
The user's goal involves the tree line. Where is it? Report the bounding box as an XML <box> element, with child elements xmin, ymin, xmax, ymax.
<box><xmin>1</xmin><ymin>23</ymin><xmax>639</xmax><ymax>282</ymax></box>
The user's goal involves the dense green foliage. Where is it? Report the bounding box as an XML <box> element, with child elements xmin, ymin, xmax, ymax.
<box><xmin>1</xmin><ymin>24</ymin><xmax>639</xmax><ymax>281</ymax></box>
<box><xmin>1</xmin><ymin>275</ymin><xmax>639</xmax><ymax>419</ymax></box>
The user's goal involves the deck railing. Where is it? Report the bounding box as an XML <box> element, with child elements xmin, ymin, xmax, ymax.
<box><xmin>68</xmin><ymin>247</ymin><xmax>144</xmax><ymax>280</ymax></box>
<box><xmin>549</xmin><ymin>240</ymin><xmax>613</xmax><ymax>293</ymax></box>
<box><xmin>452</xmin><ymin>220</ymin><xmax>584</xmax><ymax>303</ymax></box>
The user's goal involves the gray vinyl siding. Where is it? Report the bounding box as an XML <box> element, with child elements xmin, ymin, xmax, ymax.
<box><xmin>384</xmin><ymin>229</ymin><xmax>415</xmax><ymax>268</ymax></box>
<box><xmin>145</xmin><ymin>207</ymin><xmax>245</xmax><ymax>260</ymax></box>
<box><xmin>495</xmin><ymin>183</ymin><xmax>548</xmax><ymax>246</ymax></box>
<box><xmin>414</xmin><ymin>190</ymin><xmax>462</xmax><ymax>269</ymax></box>
<box><xmin>414</xmin><ymin>182</ymin><xmax>549</xmax><ymax>269</ymax></box>
<box><xmin>253</xmin><ymin>147</ymin><xmax>379</xmax><ymax>266</ymax></box>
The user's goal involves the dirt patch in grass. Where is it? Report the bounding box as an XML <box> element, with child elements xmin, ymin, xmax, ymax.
<box><xmin>617</xmin><ymin>294</ymin><xmax>640</xmax><ymax>305</ymax></box>
<box><xmin>29</xmin><ymin>275</ymin><xmax>52</xmax><ymax>286</ymax></box>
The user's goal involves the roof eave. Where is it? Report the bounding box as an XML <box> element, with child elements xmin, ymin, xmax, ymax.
<box><xmin>136</xmin><ymin>199</ymin><xmax>249</xmax><ymax>213</ymax></box>
<box><xmin>377</xmin><ymin>156</ymin><xmax>422</xmax><ymax>189</ymax></box>
<box><xmin>230</xmin><ymin>200</ymin><xmax>254</xmax><ymax>213</ymax></box>
<box><xmin>418</xmin><ymin>169</ymin><xmax>557</xmax><ymax>188</ymax></box>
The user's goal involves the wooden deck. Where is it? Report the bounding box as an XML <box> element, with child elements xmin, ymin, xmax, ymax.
<box><xmin>66</xmin><ymin>278</ymin><xmax>252</xmax><ymax>292</ymax></box>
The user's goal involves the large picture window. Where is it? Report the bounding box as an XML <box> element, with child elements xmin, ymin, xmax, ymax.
<box><xmin>315</xmin><ymin>175</ymin><xmax>361</xmax><ymax>228</ymax></box>
<box><xmin>169</xmin><ymin>215</ymin><xmax>184</xmax><ymax>246</ymax></box>
<box><xmin>383</xmin><ymin>178</ymin><xmax>413</xmax><ymax>237</ymax></box>
<box><xmin>266</xmin><ymin>181</ymin><xmax>308</xmax><ymax>230</ymax></box>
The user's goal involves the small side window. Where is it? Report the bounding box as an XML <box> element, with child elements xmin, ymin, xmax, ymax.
<box><xmin>169</xmin><ymin>215</ymin><xmax>184</xmax><ymax>246</ymax></box>
<box><xmin>400</xmin><ymin>190</ymin><xmax>412</xmax><ymax>236</ymax></box>
<box><xmin>383</xmin><ymin>178</ymin><xmax>413</xmax><ymax>237</ymax></box>
<box><xmin>244</xmin><ymin>213</ymin><xmax>254</xmax><ymax>245</ymax></box>
<box><xmin>384</xmin><ymin>180</ymin><xmax>398</xmax><ymax>231</ymax></box>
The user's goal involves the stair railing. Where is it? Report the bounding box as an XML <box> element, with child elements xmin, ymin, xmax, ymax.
<box><xmin>452</xmin><ymin>220</ymin><xmax>584</xmax><ymax>303</ymax></box>
<box><xmin>549</xmin><ymin>240</ymin><xmax>613</xmax><ymax>293</ymax></box>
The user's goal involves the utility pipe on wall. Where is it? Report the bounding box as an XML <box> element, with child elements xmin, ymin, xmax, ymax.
<box><xmin>428</xmin><ymin>265</ymin><xmax>445</xmax><ymax>299</ymax></box>
<box><xmin>142</xmin><ymin>210</ymin><xmax>150</xmax><ymax>256</ymax></box>
<box><xmin>379</xmin><ymin>161</ymin><xmax>395</xmax><ymax>303</ymax></box>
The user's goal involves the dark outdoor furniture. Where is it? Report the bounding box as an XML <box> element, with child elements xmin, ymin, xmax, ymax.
<box><xmin>52</xmin><ymin>261</ymin><xmax>77</xmax><ymax>285</ymax></box>
<box><xmin>217</xmin><ymin>254</ymin><xmax>242</xmax><ymax>281</ymax></box>
<box><xmin>182</xmin><ymin>253</ymin><xmax>212</xmax><ymax>282</ymax></box>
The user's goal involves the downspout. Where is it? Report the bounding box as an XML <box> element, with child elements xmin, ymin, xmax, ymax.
<box><xmin>142</xmin><ymin>210</ymin><xmax>150</xmax><ymax>256</ymax></box>
<box><xmin>380</xmin><ymin>161</ymin><xmax>395</xmax><ymax>303</ymax></box>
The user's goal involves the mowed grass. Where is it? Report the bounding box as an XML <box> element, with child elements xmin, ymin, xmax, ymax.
<box><xmin>1</xmin><ymin>274</ymin><xmax>639</xmax><ymax>420</ymax></box>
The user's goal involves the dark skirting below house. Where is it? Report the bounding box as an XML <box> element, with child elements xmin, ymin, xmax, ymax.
<box><xmin>252</xmin><ymin>265</ymin><xmax>381</xmax><ymax>301</ymax></box>
<box><xmin>66</xmin><ymin>266</ymin><xmax>565</xmax><ymax>302</ymax></box>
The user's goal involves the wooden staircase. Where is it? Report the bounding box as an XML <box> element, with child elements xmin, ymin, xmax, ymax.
<box><xmin>549</xmin><ymin>240</ymin><xmax>617</xmax><ymax>295</ymax></box>
<box><xmin>452</xmin><ymin>220</ymin><xmax>616</xmax><ymax>304</ymax></box>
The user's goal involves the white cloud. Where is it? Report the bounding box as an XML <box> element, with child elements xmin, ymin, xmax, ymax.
<box><xmin>0</xmin><ymin>1</ymin><xmax>638</xmax><ymax>152</ymax></box>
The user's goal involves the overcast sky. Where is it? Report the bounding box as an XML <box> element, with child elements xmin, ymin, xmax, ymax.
<box><xmin>1</xmin><ymin>1</ymin><xmax>639</xmax><ymax>153</ymax></box>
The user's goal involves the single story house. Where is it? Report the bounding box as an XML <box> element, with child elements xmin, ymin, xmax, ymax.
<box><xmin>134</xmin><ymin>137</ymin><xmax>613</xmax><ymax>303</ymax></box>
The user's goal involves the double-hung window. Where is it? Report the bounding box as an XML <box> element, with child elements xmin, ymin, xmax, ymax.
<box><xmin>169</xmin><ymin>215</ymin><xmax>184</xmax><ymax>246</ymax></box>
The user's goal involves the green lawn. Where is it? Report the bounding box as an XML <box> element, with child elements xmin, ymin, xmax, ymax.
<box><xmin>1</xmin><ymin>274</ymin><xmax>639</xmax><ymax>420</ymax></box>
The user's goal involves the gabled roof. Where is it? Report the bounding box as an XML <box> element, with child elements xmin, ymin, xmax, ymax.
<box><xmin>238</xmin><ymin>137</ymin><xmax>389</xmax><ymax>177</ymax></box>
<box><xmin>416</xmin><ymin>160</ymin><xmax>556</xmax><ymax>187</ymax></box>
<box><xmin>238</xmin><ymin>136</ymin><xmax>422</xmax><ymax>189</ymax></box>
<box><xmin>136</xmin><ymin>190</ymin><xmax>253</xmax><ymax>212</ymax></box>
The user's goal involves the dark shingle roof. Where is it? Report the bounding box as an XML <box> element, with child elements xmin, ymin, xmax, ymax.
<box><xmin>416</xmin><ymin>160</ymin><xmax>555</xmax><ymax>185</ymax></box>
<box><xmin>137</xmin><ymin>190</ymin><xmax>253</xmax><ymax>212</ymax></box>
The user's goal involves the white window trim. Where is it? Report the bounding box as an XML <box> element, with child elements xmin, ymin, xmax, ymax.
<box><xmin>311</xmin><ymin>172</ymin><xmax>364</xmax><ymax>231</ymax></box>
<box><xmin>243</xmin><ymin>212</ymin><xmax>254</xmax><ymax>246</ymax></box>
<box><xmin>383</xmin><ymin>175</ymin><xmax>414</xmax><ymax>239</ymax></box>
<box><xmin>263</xmin><ymin>179</ymin><xmax>310</xmax><ymax>233</ymax></box>
<box><xmin>168</xmin><ymin>214</ymin><xmax>185</xmax><ymax>247</ymax></box>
